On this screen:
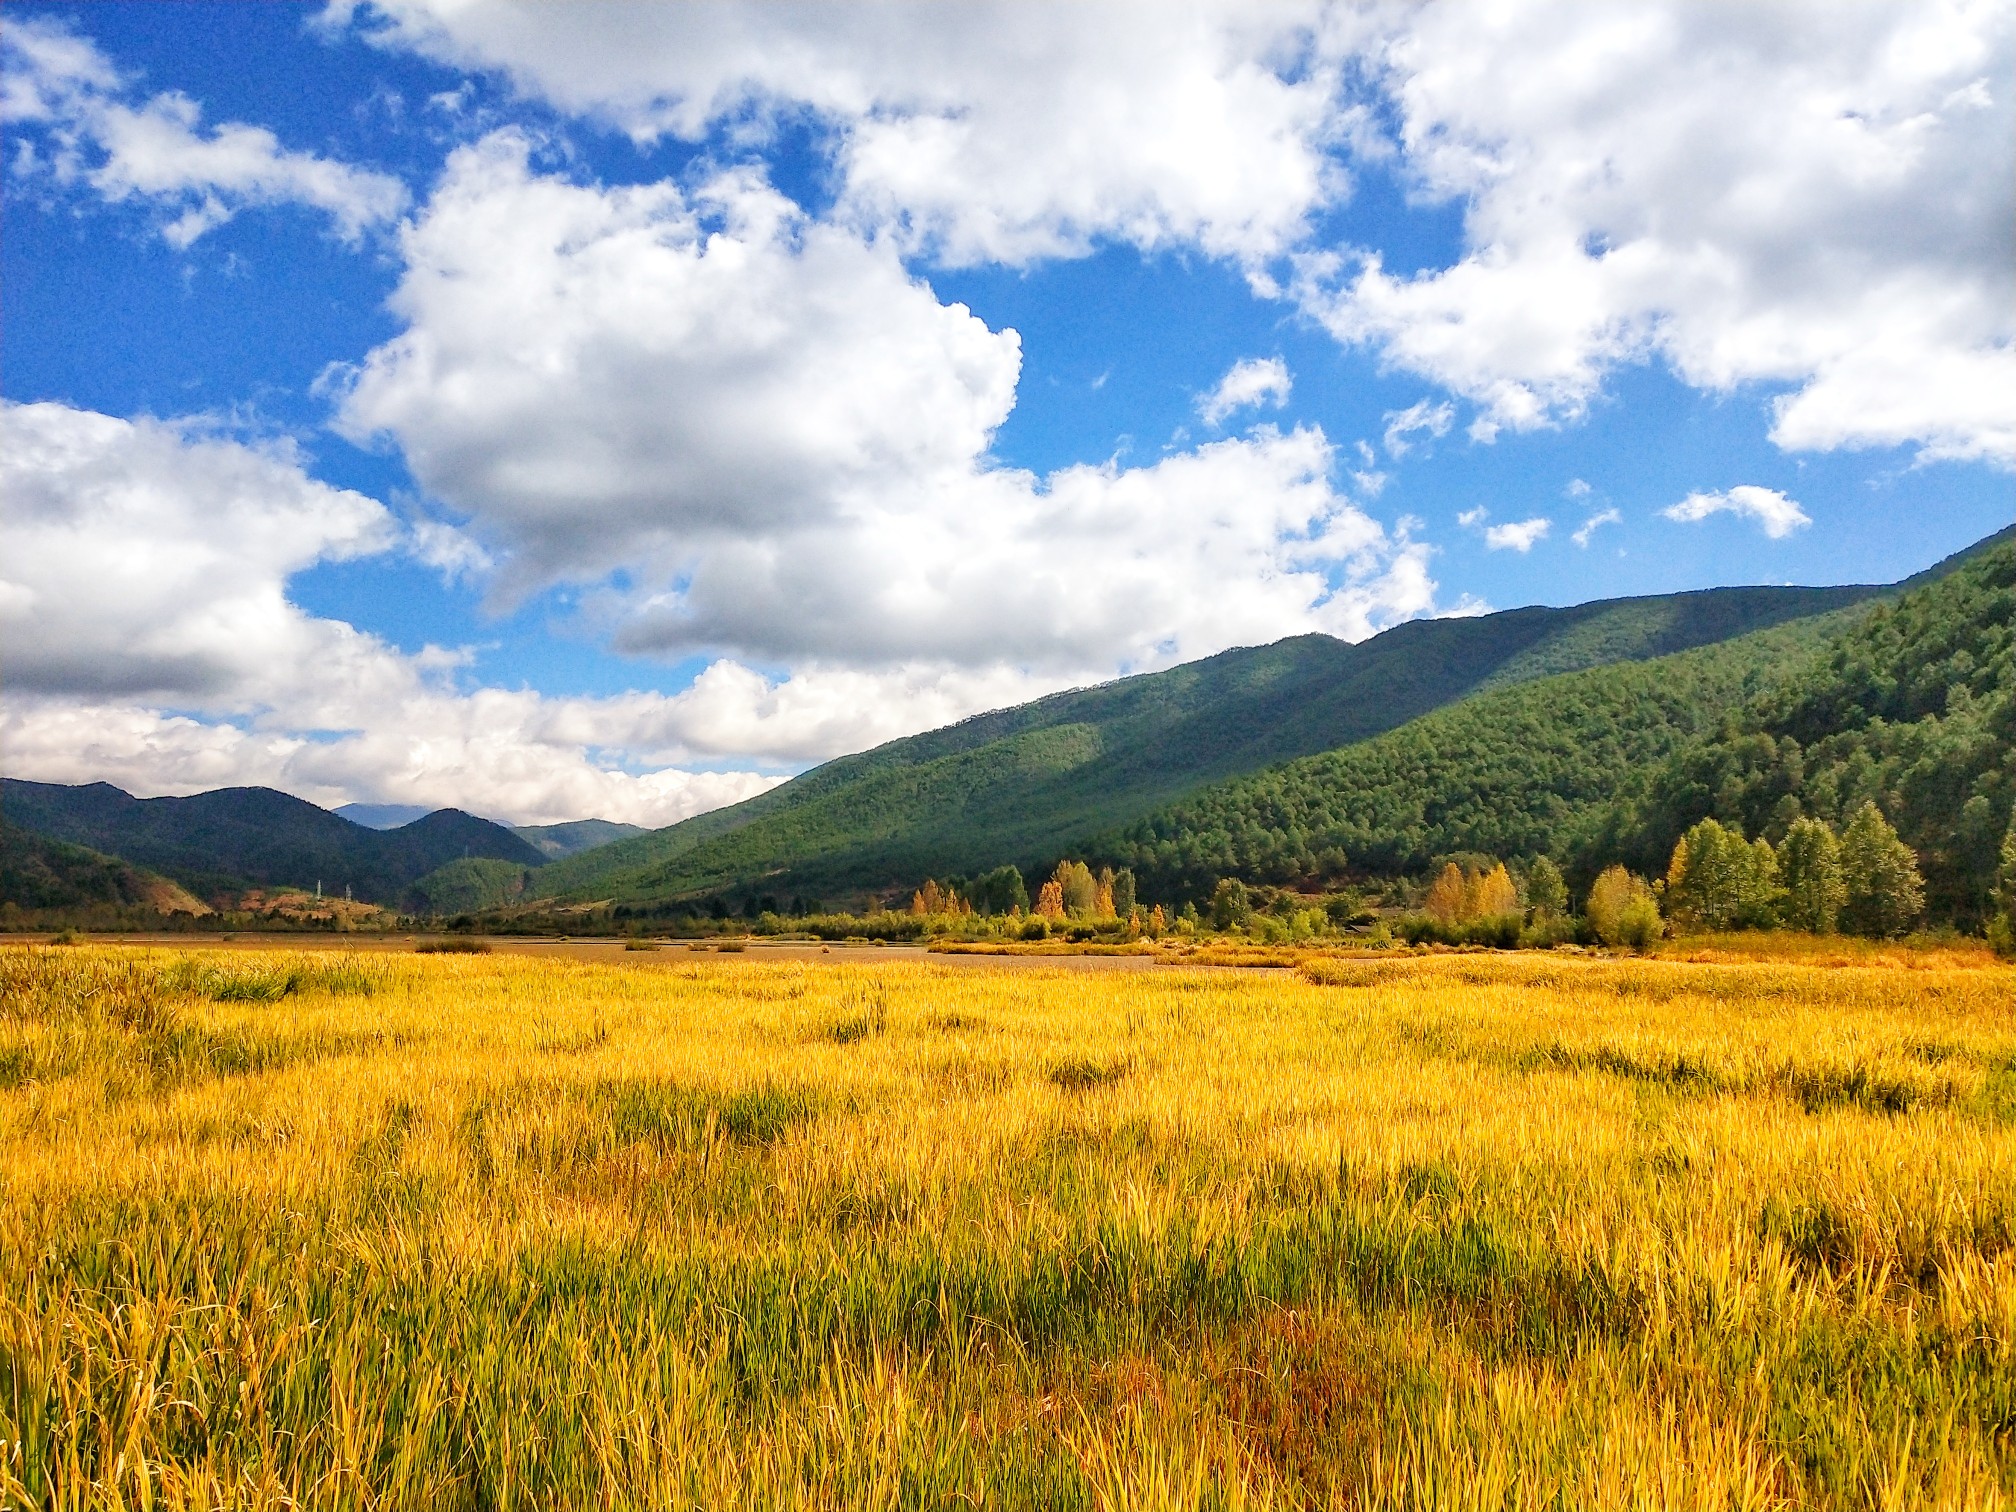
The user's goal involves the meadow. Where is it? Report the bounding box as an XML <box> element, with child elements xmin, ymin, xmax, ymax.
<box><xmin>2</xmin><ymin>944</ymin><xmax>2013</xmax><ymax>1509</ymax></box>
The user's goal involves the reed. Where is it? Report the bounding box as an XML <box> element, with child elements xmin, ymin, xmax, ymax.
<box><xmin>2</xmin><ymin>943</ymin><xmax>2011</xmax><ymax>1508</ymax></box>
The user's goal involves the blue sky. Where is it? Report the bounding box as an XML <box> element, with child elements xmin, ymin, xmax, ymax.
<box><xmin>3</xmin><ymin>2</ymin><xmax>2011</xmax><ymax>824</ymax></box>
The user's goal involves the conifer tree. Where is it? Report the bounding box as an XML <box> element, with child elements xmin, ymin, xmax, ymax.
<box><xmin>1777</xmin><ymin>818</ymin><xmax>1844</xmax><ymax>934</ymax></box>
<box><xmin>1839</xmin><ymin>803</ymin><xmax>1924</xmax><ymax>938</ymax></box>
<box><xmin>1991</xmin><ymin>811</ymin><xmax>2016</xmax><ymax>957</ymax></box>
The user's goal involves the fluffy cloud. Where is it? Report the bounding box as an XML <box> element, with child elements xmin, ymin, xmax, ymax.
<box><xmin>3</xmin><ymin>16</ymin><xmax>407</xmax><ymax>245</ymax></box>
<box><xmin>1663</xmin><ymin>486</ymin><xmax>1811</xmax><ymax>539</ymax></box>
<box><xmin>1198</xmin><ymin>356</ymin><xmax>1291</xmax><ymax>426</ymax></box>
<box><xmin>332</xmin><ymin>133</ymin><xmax>1020</xmax><ymax>595</ymax></box>
<box><xmin>7</xmin><ymin>398</ymin><xmax>1419</xmax><ymax>825</ymax></box>
<box><xmin>335</xmin><ymin>136</ymin><xmax>1436</xmax><ymax>674</ymax></box>
<box><xmin>1483</xmin><ymin>517</ymin><xmax>1551</xmax><ymax>553</ymax></box>
<box><xmin>340</xmin><ymin>1</ymin><xmax>2013</xmax><ymax>469</ymax></box>
<box><xmin>1300</xmin><ymin>0</ymin><xmax>2015</xmax><ymax>465</ymax></box>
<box><xmin>337</xmin><ymin>0</ymin><xmax>1357</xmax><ymax>267</ymax></box>
<box><xmin>0</xmin><ymin>401</ymin><xmax>397</xmax><ymax>703</ymax></box>
<box><xmin>0</xmin><ymin>399</ymin><xmax>900</xmax><ymax>826</ymax></box>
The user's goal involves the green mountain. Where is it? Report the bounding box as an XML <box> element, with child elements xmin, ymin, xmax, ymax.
<box><xmin>0</xmin><ymin>818</ymin><xmax>208</xmax><ymax>915</ymax></box>
<box><xmin>1095</xmin><ymin>533</ymin><xmax>2015</xmax><ymax>925</ymax></box>
<box><xmin>514</xmin><ymin>818</ymin><xmax>647</xmax><ymax>859</ymax></box>
<box><xmin>0</xmin><ymin>781</ymin><xmax>545</xmax><ymax>905</ymax></box>
<box><xmin>405</xmin><ymin>857</ymin><xmax>537</xmax><ymax>914</ymax></box>
<box><xmin>535</xmin><ymin>577</ymin><xmax>1891</xmax><ymax>908</ymax></box>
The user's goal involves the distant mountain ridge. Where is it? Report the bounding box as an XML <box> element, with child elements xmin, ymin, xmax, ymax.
<box><xmin>534</xmin><ymin>575</ymin><xmax>1910</xmax><ymax>908</ymax></box>
<box><xmin>0</xmin><ymin>781</ymin><xmax>545</xmax><ymax>905</ymax></box>
<box><xmin>11</xmin><ymin>526</ymin><xmax>2005</xmax><ymax>920</ymax></box>
<box><xmin>513</xmin><ymin>818</ymin><xmax>647</xmax><ymax>858</ymax></box>
<box><xmin>337</xmin><ymin>802</ymin><xmax>643</xmax><ymax>858</ymax></box>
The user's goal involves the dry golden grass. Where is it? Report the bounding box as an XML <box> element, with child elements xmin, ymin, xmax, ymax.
<box><xmin>2</xmin><ymin>943</ymin><xmax>2012</xmax><ymax>1509</ymax></box>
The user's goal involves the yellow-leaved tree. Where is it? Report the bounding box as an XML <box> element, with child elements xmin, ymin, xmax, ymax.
<box><xmin>1035</xmin><ymin>880</ymin><xmax>1066</xmax><ymax>920</ymax></box>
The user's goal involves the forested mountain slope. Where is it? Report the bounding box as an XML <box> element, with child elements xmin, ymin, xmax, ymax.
<box><xmin>0</xmin><ymin>781</ymin><xmax>544</xmax><ymax>904</ymax></box>
<box><xmin>0</xmin><ymin>819</ymin><xmax>208</xmax><ymax>914</ymax></box>
<box><xmin>513</xmin><ymin>819</ymin><xmax>647</xmax><ymax>859</ymax></box>
<box><xmin>1096</xmin><ymin>536</ymin><xmax>2014</xmax><ymax>924</ymax></box>
<box><xmin>539</xmin><ymin>578</ymin><xmax>1886</xmax><ymax>905</ymax></box>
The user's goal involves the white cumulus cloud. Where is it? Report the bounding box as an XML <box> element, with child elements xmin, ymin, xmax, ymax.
<box><xmin>1662</xmin><ymin>486</ymin><xmax>1811</xmax><ymax>539</ymax></box>
<box><xmin>3</xmin><ymin>15</ymin><xmax>407</xmax><ymax>245</ymax></box>
<box><xmin>3</xmin><ymin>390</ymin><xmax>1436</xmax><ymax>824</ymax></box>
<box><xmin>335</xmin><ymin>136</ymin><xmax>1438</xmax><ymax>675</ymax></box>
<box><xmin>335</xmin><ymin>0</ymin><xmax>1361</xmax><ymax>268</ymax></box>
<box><xmin>1483</xmin><ymin>517</ymin><xmax>1551</xmax><ymax>553</ymax></box>
<box><xmin>335</xmin><ymin>2</ymin><xmax>2014</xmax><ymax>467</ymax></box>
<box><xmin>1298</xmin><ymin>0</ymin><xmax>2015</xmax><ymax>466</ymax></box>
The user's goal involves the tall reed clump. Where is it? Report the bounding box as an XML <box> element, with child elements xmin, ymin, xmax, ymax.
<box><xmin>2</xmin><ymin>942</ymin><xmax>2012</xmax><ymax>1508</ymax></box>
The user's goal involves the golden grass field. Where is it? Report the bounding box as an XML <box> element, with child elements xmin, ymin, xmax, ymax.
<box><xmin>2</xmin><ymin>943</ymin><xmax>2013</xmax><ymax>1510</ymax></box>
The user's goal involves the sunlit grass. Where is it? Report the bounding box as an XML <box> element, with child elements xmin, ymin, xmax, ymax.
<box><xmin>2</xmin><ymin>944</ymin><xmax>2012</xmax><ymax>1508</ymax></box>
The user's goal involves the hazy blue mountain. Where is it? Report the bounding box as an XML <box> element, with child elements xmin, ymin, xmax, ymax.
<box><xmin>513</xmin><ymin>818</ymin><xmax>647</xmax><ymax>859</ymax></box>
<box><xmin>336</xmin><ymin>802</ymin><xmax>436</xmax><ymax>830</ymax></box>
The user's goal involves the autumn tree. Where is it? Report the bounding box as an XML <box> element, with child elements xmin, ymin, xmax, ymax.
<box><xmin>1034</xmin><ymin>879</ymin><xmax>1066</xmax><ymax>920</ymax></box>
<box><xmin>1586</xmin><ymin>866</ymin><xmax>1661</xmax><ymax>949</ymax></box>
<box><xmin>1839</xmin><ymin>803</ymin><xmax>1924</xmax><ymax>938</ymax></box>
<box><xmin>1422</xmin><ymin>863</ymin><xmax>1468</xmax><ymax>925</ymax></box>
<box><xmin>1094</xmin><ymin>867</ymin><xmax>1116</xmax><ymax>918</ymax></box>
<box><xmin>1424</xmin><ymin>860</ymin><xmax>1517</xmax><ymax>925</ymax></box>
<box><xmin>1469</xmin><ymin>862</ymin><xmax>1520</xmax><ymax>920</ymax></box>
<box><xmin>1777</xmin><ymin>818</ymin><xmax>1845</xmax><ymax>934</ymax></box>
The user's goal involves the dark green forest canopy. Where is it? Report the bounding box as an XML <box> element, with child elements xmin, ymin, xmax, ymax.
<box><xmin>534</xmin><ymin>578</ymin><xmax>1890</xmax><ymax>907</ymax></box>
<box><xmin>1092</xmin><ymin>538</ymin><xmax>2014</xmax><ymax>924</ymax></box>
<box><xmin>0</xmin><ymin>819</ymin><xmax>174</xmax><ymax>911</ymax></box>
